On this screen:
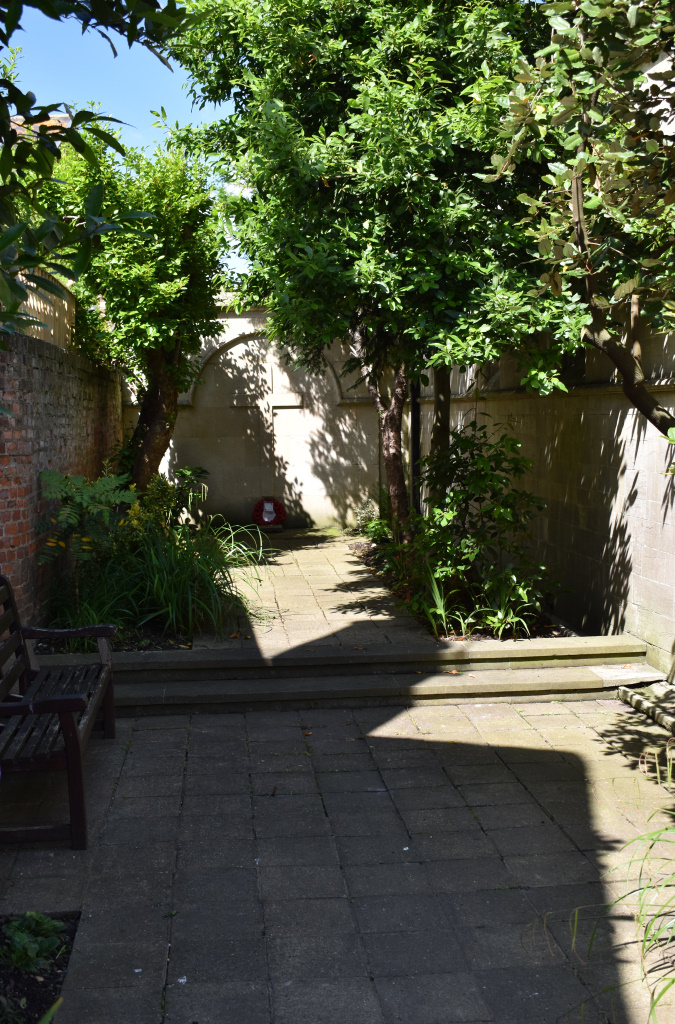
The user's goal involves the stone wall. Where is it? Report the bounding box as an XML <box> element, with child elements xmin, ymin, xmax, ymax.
<box><xmin>443</xmin><ymin>341</ymin><xmax>675</xmax><ymax>672</ymax></box>
<box><xmin>123</xmin><ymin>309</ymin><xmax>384</xmax><ymax>528</ymax></box>
<box><xmin>0</xmin><ymin>333</ymin><xmax>122</xmax><ymax>623</ymax></box>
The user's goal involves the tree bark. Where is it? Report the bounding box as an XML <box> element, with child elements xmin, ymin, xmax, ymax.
<box><xmin>571</xmin><ymin>172</ymin><xmax>675</xmax><ymax>437</ymax></box>
<box><xmin>366</xmin><ymin>364</ymin><xmax>410</xmax><ymax>531</ymax></box>
<box><xmin>129</xmin><ymin>347</ymin><xmax>180</xmax><ymax>490</ymax></box>
<box><xmin>430</xmin><ymin>365</ymin><xmax>451</xmax><ymax>456</ymax></box>
<box><xmin>409</xmin><ymin>379</ymin><xmax>421</xmax><ymax>514</ymax></box>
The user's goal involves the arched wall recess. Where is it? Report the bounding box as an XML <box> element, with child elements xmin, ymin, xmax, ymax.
<box><xmin>179</xmin><ymin>331</ymin><xmax>267</xmax><ymax>407</ymax></box>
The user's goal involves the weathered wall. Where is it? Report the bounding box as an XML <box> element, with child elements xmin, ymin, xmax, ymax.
<box><xmin>123</xmin><ymin>308</ymin><xmax>383</xmax><ymax>527</ymax></box>
<box><xmin>444</xmin><ymin>341</ymin><xmax>675</xmax><ymax>672</ymax></box>
<box><xmin>0</xmin><ymin>334</ymin><xmax>122</xmax><ymax>623</ymax></box>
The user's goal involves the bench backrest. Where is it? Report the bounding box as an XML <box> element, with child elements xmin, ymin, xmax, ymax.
<box><xmin>0</xmin><ymin>575</ymin><xmax>31</xmax><ymax>700</ymax></box>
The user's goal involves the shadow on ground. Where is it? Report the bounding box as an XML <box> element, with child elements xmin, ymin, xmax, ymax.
<box><xmin>1</xmin><ymin>680</ymin><xmax>672</xmax><ymax>1023</ymax></box>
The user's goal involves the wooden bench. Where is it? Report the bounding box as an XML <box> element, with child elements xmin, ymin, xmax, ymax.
<box><xmin>0</xmin><ymin>575</ymin><xmax>116</xmax><ymax>849</ymax></box>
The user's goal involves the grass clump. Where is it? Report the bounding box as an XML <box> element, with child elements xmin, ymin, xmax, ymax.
<box><xmin>39</xmin><ymin>466</ymin><xmax>264</xmax><ymax>640</ymax></box>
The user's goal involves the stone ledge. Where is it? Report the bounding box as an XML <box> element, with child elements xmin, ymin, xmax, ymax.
<box><xmin>619</xmin><ymin>682</ymin><xmax>675</xmax><ymax>735</ymax></box>
<box><xmin>38</xmin><ymin>633</ymin><xmax>648</xmax><ymax>684</ymax></box>
<box><xmin>113</xmin><ymin>662</ymin><xmax>665</xmax><ymax>714</ymax></box>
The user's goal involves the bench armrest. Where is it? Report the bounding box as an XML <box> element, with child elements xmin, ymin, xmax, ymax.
<box><xmin>0</xmin><ymin>694</ymin><xmax>88</xmax><ymax>716</ymax></box>
<box><xmin>21</xmin><ymin>625</ymin><xmax>117</xmax><ymax>640</ymax></box>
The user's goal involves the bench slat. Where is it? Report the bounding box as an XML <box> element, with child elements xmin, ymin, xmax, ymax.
<box><xmin>0</xmin><ymin>607</ymin><xmax>16</xmax><ymax>638</ymax></box>
<box><xmin>0</xmin><ymin>629</ymin><xmax>22</xmax><ymax>670</ymax></box>
<box><xmin>24</xmin><ymin>667</ymin><xmax>99</xmax><ymax>762</ymax></box>
<box><xmin>0</xmin><ymin>655</ymin><xmax>28</xmax><ymax>701</ymax></box>
<box><xmin>0</xmin><ymin>668</ymin><xmax>68</xmax><ymax>762</ymax></box>
<box><xmin>13</xmin><ymin>670</ymin><xmax>74</xmax><ymax>762</ymax></box>
<box><xmin>0</xmin><ymin>665</ymin><xmax>107</xmax><ymax>764</ymax></box>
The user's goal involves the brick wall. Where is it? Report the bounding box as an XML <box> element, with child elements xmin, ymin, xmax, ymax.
<box><xmin>0</xmin><ymin>333</ymin><xmax>122</xmax><ymax>623</ymax></box>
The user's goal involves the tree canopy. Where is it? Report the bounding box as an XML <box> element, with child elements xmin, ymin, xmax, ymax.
<box><xmin>48</xmin><ymin>137</ymin><xmax>223</xmax><ymax>488</ymax></box>
<box><xmin>174</xmin><ymin>0</ymin><xmax>590</xmax><ymax>523</ymax></box>
<box><xmin>0</xmin><ymin>0</ymin><xmax>189</xmax><ymax>333</ymax></box>
<box><xmin>481</xmin><ymin>0</ymin><xmax>675</xmax><ymax>434</ymax></box>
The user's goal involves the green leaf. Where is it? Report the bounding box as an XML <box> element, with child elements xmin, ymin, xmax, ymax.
<box><xmin>0</xmin><ymin>221</ymin><xmax>27</xmax><ymax>251</ymax></box>
<box><xmin>36</xmin><ymin>999</ymin><xmax>63</xmax><ymax>1024</ymax></box>
<box><xmin>72</xmin><ymin>238</ymin><xmax>93</xmax><ymax>278</ymax></box>
<box><xmin>85</xmin><ymin>183</ymin><xmax>105</xmax><ymax>219</ymax></box>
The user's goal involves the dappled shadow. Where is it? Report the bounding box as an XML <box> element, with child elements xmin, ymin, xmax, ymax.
<box><xmin>163</xmin><ymin>334</ymin><xmax>380</xmax><ymax>529</ymax></box>
<box><xmin>536</xmin><ymin>397</ymin><xmax>632</xmax><ymax>636</ymax></box>
<box><xmin>661</xmin><ymin>445</ymin><xmax>675</xmax><ymax>524</ymax></box>
<box><xmin>280</xmin><ymin>352</ymin><xmax>380</xmax><ymax>527</ymax></box>
<box><xmin>161</xmin><ymin>336</ymin><xmax>313</xmax><ymax>527</ymax></box>
<box><xmin>452</xmin><ymin>387</ymin><xmax>634</xmax><ymax>639</ymax></box>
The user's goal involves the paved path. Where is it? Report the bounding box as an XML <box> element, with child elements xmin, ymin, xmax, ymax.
<box><xmin>196</xmin><ymin>529</ymin><xmax>435</xmax><ymax>656</ymax></box>
<box><xmin>1</xmin><ymin>697</ymin><xmax>673</xmax><ymax>1023</ymax></box>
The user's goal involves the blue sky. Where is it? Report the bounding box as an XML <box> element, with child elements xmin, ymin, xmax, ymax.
<box><xmin>14</xmin><ymin>11</ymin><xmax>248</xmax><ymax>271</ymax></box>
<box><xmin>14</xmin><ymin>9</ymin><xmax>224</xmax><ymax>150</ymax></box>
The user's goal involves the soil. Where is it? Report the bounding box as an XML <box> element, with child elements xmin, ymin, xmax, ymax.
<box><xmin>0</xmin><ymin>913</ymin><xmax>78</xmax><ymax>1024</ymax></box>
<box><xmin>349</xmin><ymin>539</ymin><xmax>577</xmax><ymax>642</ymax></box>
<box><xmin>34</xmin><ymin>626</ymin><xmax>192</xmax><ymax>656</ymax></box>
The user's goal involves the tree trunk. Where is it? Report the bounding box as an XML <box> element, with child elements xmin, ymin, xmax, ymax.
<box><xmin>428</xmin><ymin>364</ymin><xmax>452</xmax><ymax>507</ymax></box>
<box><xmin>571</xmin><ymin>173</ymin><xmax>675</xmax><ymax>437</ymax></box>
<box><xmin>409</xmin><ymin>379</ymin><xmax>421</xmax><ymax>514</ymax></box>
<box><xmin>430</xmin><ymin>365</ymin><xmax>451</xmax><ymax>455</ymax></box>
<box><xmin>367</xmin><ymin>364</ymin><xmax>410</xmax><ymax>532</ymax></box>
<box><xmin>129</xmin><ymin>347</ymin><xmax>180</xmax><ymax>490</ymax></box>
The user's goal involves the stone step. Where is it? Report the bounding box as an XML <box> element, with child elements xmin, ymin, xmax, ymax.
<box><xmin>41</xmin><ymin>633</ymin><xmax>649</xmax><ymax>688</ymax></box>
<box><xmin>114</xmin><ymin>661</ymin><xmax>665</xmax><ymax>714</ymax></box>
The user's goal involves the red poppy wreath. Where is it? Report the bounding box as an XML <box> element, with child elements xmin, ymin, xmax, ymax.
<box><xmin>252</xmin><ymin>497</ymin><xmax>286</xmax><ymax>527</ymax></box>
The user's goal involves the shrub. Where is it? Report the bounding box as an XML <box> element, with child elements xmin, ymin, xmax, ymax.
<box><xmin>0</xmin><ymin>914</ymin><xmax>66</xmax><ymax>974</ymax></box>
<box><xmin>353</xmin><ymin>498</ymin><xmax>378</xmax><ymax>534</ymax></box>
<box><xmin>40</xmin><ymin>469</ymin><xmax>264</xmax><ymax>640</ymax></box>
<box><xmin>376</xmin><ymin>420</ymin><xmax>551</xmax><ymax>638</ymax></box>
<box><xmin>126</xmin><ymin>466</ymin><xmax>209</xmax><ymax>531</ymax></box>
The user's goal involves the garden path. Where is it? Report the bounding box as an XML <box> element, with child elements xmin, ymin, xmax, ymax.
<box><xmin>196</xmin><ymin>528</ymin><xmax>436</xmax><ymax>656</ymax></box>
<box><xmin>0</xmin><ymin>696</ymin><xmax>673</xmax><ymax>1023</ymax></box>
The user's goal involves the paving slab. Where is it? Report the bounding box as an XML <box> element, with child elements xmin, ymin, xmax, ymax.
<box><xmin>0</xmin><ymin>698</ymin><xmax>672</xmax><ymax>1023</ymax></box>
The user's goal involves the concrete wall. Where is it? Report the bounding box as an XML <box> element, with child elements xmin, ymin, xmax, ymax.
<box><xmin>446</xmin><ymin>340</ymin><xmax>675</xmax><ymax>672</ymax></box>
<box><xmin>0</xmin><ymin>333</ymin><xmax>122</xmax><ymax>623</ymax></box>
<box><xmin>124</xmin><ymin>308</ymin><xmax>383</xmax><ymax>527</ymax></box>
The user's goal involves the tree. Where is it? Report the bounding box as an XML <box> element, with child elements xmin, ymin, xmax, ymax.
<box><xmin>49</xmin><ymin>139</ymin><xmax>223</xmax><ymax>489</ymax></box>
<box><xmin>482</xmin><ymin>0</ymin><xmax>675</xmax><ymax>435</ymax></box>
<box><xmin>173</xmin><ymin>0</ymin><xmax>573</xmax><ymax>528</ymax></box>
<box><xmin>0</xmin><ymin>0</ymin><xmax>188</xmax><ymax>334</ymax></box>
